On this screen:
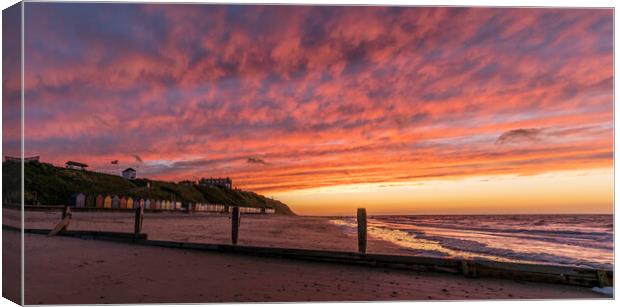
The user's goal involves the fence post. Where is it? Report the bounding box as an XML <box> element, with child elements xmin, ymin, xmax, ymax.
<box><xmin>61</xmin><ymin>205</ymin><xmax>71</xmax><ymax>231</ymax></box>
<box><xmin>48</xmin><ymin>205</ymin><xmax>71</xmax><ymax>236</ymax></box>
<box><xmin>134</xmin><ymin>205</ymin><xmax>144</xmax><ymax>235</ymax></box>
<box><xmin>597</xmin><ymin>269</ymin><xmax>610</xmax><ymax>287</ymax></box>
<box><xmin>231</xmin><ymin>206</ymin><xmax>240</xmax><ymax>245</ymax></box>
<box><xmin>357</xmin><ymin>208</ymin><xmax>367</xmax><ymax>254</ymax></box>
<box><xmin>461</xmin><ymin>260</ymin><xmax>478</xmax><ymax>278</ymax></box>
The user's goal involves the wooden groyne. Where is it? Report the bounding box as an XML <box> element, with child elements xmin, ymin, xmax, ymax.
<box><xmin>4</xmin><ymin>206</ymin><xmax>613</xmax><ymax>289</ymax></box>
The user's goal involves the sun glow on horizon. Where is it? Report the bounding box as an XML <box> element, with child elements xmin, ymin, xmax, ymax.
<box><xmin>271</xmin><ymin>168</ymin><xmax>614</xmax><ymax>216</ymax></box>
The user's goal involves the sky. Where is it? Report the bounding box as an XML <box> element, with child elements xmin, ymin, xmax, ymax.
<box><xmin>3</xmin><ymin>4</ymin><xmax>613</xmax><ymax>215</ymax></box>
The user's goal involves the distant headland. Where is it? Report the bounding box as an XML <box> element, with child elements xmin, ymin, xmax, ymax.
<box><xmin>2</xmin><ymin>158</ymin><xmax>295</xmax><ymax>215</ymax></box>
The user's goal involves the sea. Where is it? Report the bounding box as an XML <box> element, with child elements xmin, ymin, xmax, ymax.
<box><xmin>331</xmin><ymin>214</ymin><xmax>613</xmax><ymax>270</ymax></box>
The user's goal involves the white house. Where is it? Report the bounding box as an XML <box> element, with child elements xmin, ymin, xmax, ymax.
<box><xmin>122</xmin><ymin>167</ymin><xmax>137</xmax><ymax>180</ymax></box>
<box><xmin>199</xmin><ymin>177</ymin><xmax>232</xmax><ymax>189</ymax></box>
<box><xmin>66</xmin><ymin>161</ymin><xmax>88</xmax><ymax>170</ymax></box>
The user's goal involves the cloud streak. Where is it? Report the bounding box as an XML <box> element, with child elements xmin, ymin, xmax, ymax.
<box><xmin>247</xmin><ymin>157</ymin><xmax>268</xmax><ymax>165</ymax></box>
<box><xmin>496</xmin><ymin>128</ymin><xmax>543</xmax><ymax>145</ymax></box>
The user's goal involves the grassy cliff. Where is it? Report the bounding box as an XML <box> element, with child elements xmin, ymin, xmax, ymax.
<box><xmin>2</xmin><ymin>161</ymin><xmax>295</xmax><ymax>215</ymax></box>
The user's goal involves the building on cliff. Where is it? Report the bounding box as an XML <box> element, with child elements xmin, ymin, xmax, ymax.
<box><xmin>199</xmin><ymin>177</ymin><xmax>232</xmax><ymax>189</ymax></box>
<box><xmin>66</xmin><ymin>161</ymin><xmax>88</xmax><ymax>170</ymax></box>
<box><xmin>122</xmin><ymin>167</ymin><xmax>137</xmax><ymax>180</ymax></box>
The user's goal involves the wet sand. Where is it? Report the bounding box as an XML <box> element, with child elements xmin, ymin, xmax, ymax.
<box><xmin>2</xmin><ymin>209</ymin><xmax>607</xmax><ymax>303</ymax></box>
<box><xmin>20</xmin><ymin>210</ymin><xmax>413</xmax><ymax>255</ymax></box>
<box><xmin>16</xmin><ymin>232</ymin><xmax>604</xmax><ymax>304</ymax></box>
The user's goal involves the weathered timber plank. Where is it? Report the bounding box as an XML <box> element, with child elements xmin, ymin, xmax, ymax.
<box><xmin>47</xmin><ymin>216</ymin><xmax>71</xmax><ymax>237</ymax></box>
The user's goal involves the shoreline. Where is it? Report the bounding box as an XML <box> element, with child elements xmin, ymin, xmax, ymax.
<box><xmin>2</xmin><ymin>208</ymin><xmax>612</xmax><ymax>303</ymax></box>
<box><xmin>11</xmin><ymin>209</ymin><xmax>413</xmax><ymax>255</ymax></box>
<box><xmin>5</xmin><ymin>209</ymin><xmax>614</xmax><ymax>267</ymax></box>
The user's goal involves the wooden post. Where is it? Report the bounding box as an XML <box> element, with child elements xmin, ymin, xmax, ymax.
<box><xmin>461</xmin><ymin>260</ymin><xmax>478</xmax><ymax>278</ymax></box>
<box><xmin>48</xmin><ymin>205</ymin><xmax>71</xmax><ymax>236</ymax></box>
<box><xmin>61</xmin><ymin>205</ymin><xmax>71</xmax><ymax>231</ymax></box>
<box><xmin>357</xmin><ymin>208</ymin><xmax>367</xmax><ymax>254</ymax></box>
<box><xmin>597</xmin><ymin>269</ymin><xmax>610</xmax><ymax>287</ymax></box>
<box><xmin>231</xmin><ymin>206</ymin><xmax>240</xmax><ymax>245</ymax></box>
<box><xmin>134</xmin><ymin>205</ymin><xmax>144</xmax><ymax>235</ymax></box>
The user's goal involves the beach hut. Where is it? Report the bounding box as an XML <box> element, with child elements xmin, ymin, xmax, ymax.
<box><xmin>127</xmin><ymin>197</ymin><xmax>134</xmax><ymax>209</ymax></box>
<box><xmin>119</xmin><ymin>196</ymin><xmax>127</xmax><ymax>209</ymax></box>
<box><xmin>112</xmin><ymin>195</ymin><xmax>120</xmax><ymax>209</ymax></box>
<box><xmin>96</xmin><ymin>195</ymin><xmax>104</xmax><ymax>208</ymax></box>
<box><xmin>86</xmin><ymin>195</ymin><xmax>95</xmax><ymax>208</ymax></box>
<box><xmin>166</xmin><ymin>200</ymin><xmax>171</xmax><ymax>210</ymax></box>
<box><xmin>69</xmin><ymin>194</ymin><xmax>77</xmax><ymax>207</ymax></box>
<box><xmin>104</xmin><ymin>195</ymin><xmax>112</xmax><ymax>208</ymax></box>
<box><xmin>155</xmin><ymin>200</ymin><xmax>161</xmax><ymax>210</ymax></box>
<box><xmin>139</xmin><ymin>199</ymin><xmax>145</xmax><ymax>209</ymax></box>
<box><xmin>175</xmin><ymin>201</ymin><xmax>182</xmax><ymax>210</ymax></box>
<box><xmin>76</xmin><ymin>193</ymin><xmax>86</xmax><ymax>208</ymax></box>
<box><xmin>145</xmin><ymin>199</ymin><xmax>151</xmax><ymax>209</ymax></box>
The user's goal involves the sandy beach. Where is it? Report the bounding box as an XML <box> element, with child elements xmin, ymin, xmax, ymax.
<box><xmin>19</xmin><ymin>209</ymin><xmax>413</xmax><ymax>255</ymax></box>
<box><xmin>2</xmin><ymin>209</ymin><xmax>606</xmax><ymax>303</ymax></box>
<box><xmin>14</xmin><ymin>232</ymin><xmax>604</xmax><ymax>304</ymax></box>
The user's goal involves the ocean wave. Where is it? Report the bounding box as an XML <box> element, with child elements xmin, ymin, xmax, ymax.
<box><xmin>330</xmin><ymin>215</ymin><xmax>613</xmax><ymax>270</ymax></box>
